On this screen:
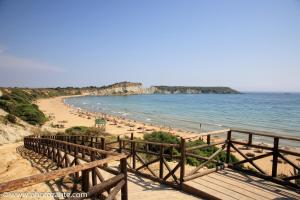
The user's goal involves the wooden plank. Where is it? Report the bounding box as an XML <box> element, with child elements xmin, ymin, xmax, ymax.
<box><xmin>183</xmin><ymin>164</ymin><xmax>227</xmax><ymax>182</ymax></box>
<box><xmin>68</xmin><ymin>174</ymin><xmax>125</xmax><ymax>200</ymax></box>
<box><xmin>186</xmin><ymin>141</ymin><xmax>225</xmax><ymax>151</ymax></box>
<box><xmin>231</xmin><ymin>128</ymin><xmax>300</xmax><ymax>142</ymax></box>
<box><xmin>0</xmin><ymin>154</ymin><xmax>126</xmax><ymax>192</ymax></box>
<box><xmin>120</xmin><ymin>139</ymin><xmax>179</xmax><ymax>148</ymax></box>
<box><xmin>106</xmin><ymin>180</ymin><xmax>125</xmax><ymax>200</ymax></box>
<box><xmin>187</xmin><ymin>145</ymin><xmax>225</xmax><ymax>176</ymax></box>
<box><xmin>272</xmin><ymin>137</ymin><xmax>279</xmax><ymax>177</ymax></box>
<box><xmin>230</xmin><ymin>143</ymin><xmax>266</xmax><ymax>174</ymax></box>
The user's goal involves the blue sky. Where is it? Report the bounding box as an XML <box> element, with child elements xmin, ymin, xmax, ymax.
<box><xmin>0</xmin><ymin>0</ymin><xmax>299</xmax><ymax>92</ymax></box>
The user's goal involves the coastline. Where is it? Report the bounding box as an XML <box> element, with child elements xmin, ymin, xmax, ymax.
<box><xmin>37</xmin><ymin>95</ymin><xmax>300</xmax><ymax>176</ymax></box>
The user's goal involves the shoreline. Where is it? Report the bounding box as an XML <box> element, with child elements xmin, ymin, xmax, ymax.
<box><xmin>37</xmin><ymin>95</ymin><xmax>300</xmax><ymax>176</ymax></box>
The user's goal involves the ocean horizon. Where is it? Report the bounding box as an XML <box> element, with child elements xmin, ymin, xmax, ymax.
<box><xmin>65</xmin><ymin>93</ymin><xmax>300</xmax><ymax>142</ymax></box>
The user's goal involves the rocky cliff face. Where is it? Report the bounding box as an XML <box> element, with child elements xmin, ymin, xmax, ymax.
<box><xmin>88</xmin><ymin>82</ymin><xmax>144</xmax><ymax>95</ymax></box>
<box><xmin>86</xmin><ymin>82</ymin><xmax>239</xmax><ymax>95</ymax></box>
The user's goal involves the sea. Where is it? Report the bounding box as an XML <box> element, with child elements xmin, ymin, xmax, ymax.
<box><xmin>65</xmin><ymin>93</ymin><xmax>300</xmax><ymax>146</ymax></box>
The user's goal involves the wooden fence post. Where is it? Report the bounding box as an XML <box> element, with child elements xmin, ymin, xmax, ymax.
<box><xmin>248</xmin><ymin>133</ymin><xmax>253</xmax><ymax>146</ymax></box>
<box><xmin>226</xmin><ymin>131</ymin><xmax>232</xmax><ymax>163</ymax></box>
<box><xmin>91</xmin><ymin>151</ymin><xmax>97</xmax><ymax>186</ymax></box>
<box><xmin>132</xmin><ymin>142</ymin><xmax>136</xmax><ymax>170</ymax></box>
<box><xmin>159</xmin><ymin>146</ymin><xmax>164</xmax><ymax>179</ymax></box>
<box><xmin>118</xmin><ymin>136</ymin><xmax>122</xmax><ymax>153</ymax></box>
<box><xmin>272</xmin><ymin>137</ymin><xmax>279</xmax><ymax>177</ymax></box>
<box><xmin>120</xmin><ymin>158</ymin><xmax>128</xmax><ymax>200</ymax></box>
<box><xmin>82</xmin><ymin>170</ymin><xmax>90</xmax><ymax>192</ymax></box>
<box><xmin>180</xmin><ymin>138</ymin><xmax>186</xmax><ymax>189</ymax></box>
<box><xmin>101</xmin><ymin>138</ymin><xmax>105</xmax><ymax>150</ymax></box>
<box><xmin>207</xmin><ymin>135</ymin><xmax>211</xmax><ymax>145</ymax></box>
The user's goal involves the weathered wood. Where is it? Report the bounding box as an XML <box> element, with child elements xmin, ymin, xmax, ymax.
<box><xmin>132</xmin><ymin>141</ymin><xmax>136</xmax><ymax>169</ymax></box>
<box><xmin>278</xmin><ymin>153</ymin><xmax>300</xmax><ymax>172</ymax></box>
<box><xmin>230</xmin><ymin>143</ymin><xmax>266</xmax><ymax>174</ymax></box>
<box><xmin>0</xmin><ymin>154</ymin><xmax>126</xmax><ymax>192</ymax></box>
<box><xmin>187</xmin><ymin>145</ymin><xmax>225</xmax><ymax>176</ymax></box>
<box><xmin>231</xmin><ymin>128</ymin><xmax>300</xmax><ymax>142</ymax></box>
<box><xmin>68</xmin><ymin>174</ymin><xmax>125</xmax><ymax>200</ymax></box>
<box><xmin>106</xmin><ymin>180</ymin><xmax>126</xmax><ymax>200</ymax></box>
<box><xmin>231</xmin><ymin>140</ymin><xmax>273</xmax><ymax>151</ymax></box>
<box><xmin>226</xmin><ymin>131</ymin><xmax>231</xmax><ymax>163</ymax></box>
<box><xmin>164</xmin><ymin>162</ymin><xmax>180</xmax><ymax>182</ymax></box>
<box><xmin>179</xmin><ymin>138</ymin><xmax>186</xmax><ymax>189</ymax></box>
<box><xmin>135</xmin><ymin>153</ymin><xmax>158</xmax><ymax>177</ymax></box>
<box><xmin>120</xmin><ymin>158</ymin><xmax>128</xmax><ymax>200</ymax></box>
<box><xmin>186</xmin><ymin>141</ymin><xmax>225</xmax><ymax>151</ymax></box>
<box><xmin>272</xmin><ymin>137</ymin><xmax>279</xmax><ymax>177</ymax></box>
<box><xmin>159</xmin><ymin>146</ymin><xmax>164</xmax><ymax>179</ymax></box>
<box><xmin>231</xmin><ymin>152</ymin><xmax>273</xmax><ymax>166</ymax></box>
<box><xmin>206</xmin><ymin>135</ymin><xmax>211</xmax><ymax>145</ymax></box>
<box><xmin>120</xmin><ymin>138</ymin><xmax>179</xmax><ymax>148</ymax></box>
<box><xmin>163</xmin><ymin>158</ymin><xmax>179</xmax><ymax>183</ymax></box>
<box><xmin>184</xmin><ymin>164</ymin><xmax>227</xmax><ymax>182</ymax></box>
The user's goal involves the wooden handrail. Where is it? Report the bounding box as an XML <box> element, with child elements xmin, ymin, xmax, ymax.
<box><xmin>119</xmin><ymin>138</ymin><xmax>179</xmax><ymax>148</ymax></box>
<box><xmin>231</xmin><ymin>128</ymin><xmax>300</xmax><ymax>142</ymax></box>
<box><xmin>0</xmin><ymin>154</ymin><xmax>126</xmax><ymax>193</ymax></box>
<box><xmin>25</xmin><ymin>137</ymin><xmax>118</xmax><ymax>156</ymax></box>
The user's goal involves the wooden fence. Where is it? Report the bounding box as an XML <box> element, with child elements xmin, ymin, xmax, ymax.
<box><xmin>43</xmin><ymin>129</ymin><xmax>300</xmax><ymax>190</ymax></box>
<box><xmin>0</xmin><ymin>137</ymin><xmax>128</xmax><ymax>200</ymax></box>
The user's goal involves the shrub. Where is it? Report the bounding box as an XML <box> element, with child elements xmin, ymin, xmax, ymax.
<box><xmin>0</xmin><ymin>100</ymin><xmax>16</xmax><ymax>113</ymax></box>
<box><xmin>65</xmin><ymin>126</ymin><xmax>90</xmax><ymax>135</ymax></box>
<box><xmin>144</xmin><ymin>131</ymin><xmax>179</xmax><ymax>144</ymax></box>
<box><xmin>65</xmin><ymin>126</ymin><xmax>109</xmax><ymax>136</ymax></box>
<box><xmin>144</xmin><ymin>131</ymin><xmax>180</xmax><ymax>155</ymax></box>
<box><xmin>143</xmin><ymin>131</ymin><xmax>239</xmax><ymax>168</ymax></box>
<box><xmin>5</xmin><ymin>114</ymin><xmax>17</xmax><ymax>123</ymax></box>
<box><xmin>15</xmin><ymin>104</ymin><xmax>46</xmax><ymax>125</ymax></box>
<box><xmin>0</xmin><ymin>90</ymin><xmax>46</xmax><ymax>126</ymax></box>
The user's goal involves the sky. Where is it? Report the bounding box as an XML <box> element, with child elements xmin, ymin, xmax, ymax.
<box><xmin>0</xmin><ymin>0</ymin><xmax>299</xmax><ymax>92</ymax></box>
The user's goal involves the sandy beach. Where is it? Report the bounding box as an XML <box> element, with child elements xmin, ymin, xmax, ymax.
<box><xmin>37</xmin><ymin>96</ymin><xmax>300</xmax><ymax>177</ymax></box>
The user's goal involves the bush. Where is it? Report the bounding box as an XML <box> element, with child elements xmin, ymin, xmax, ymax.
<box><xmin>0</xmin><ymin>100</ymin><xmax>16</xmax><ymax>113</ymax></box>
<box><xmin>5</xmin><ymin>114</ymin><xmax>17</xmax><ymax>123</ymax></box>
<box><xmin>65</xmin><ymin>126</ymin><xmax>90</xmax><ymax>135</ymax></box>
<box><xmin>143</xmin><ymin>131</ymin><xmax>239</xmax><ymax>168</ymax></box>
<box><xmin>186</xmin><ymin>139</ymin><xmax>239</xmax><ymax>167</ymax></box>
<box><xmin>144</xmin><ymin>131</ymin><xmax>180</xmax><ymax>155</ymax></box>
<box><xmin>144</xmin><ymin>131</ymin><xmax>179</xmax><ymax>144</ymax></box>
<box><xmin>65</xmin><ymin>126</ymin><xmax>107</xmax><ymax>136</ymax></box>
<box><xmin>15</xmin><ymin>104</ymin><xmax>46</xmax><ymax>125</ymax></box>
<box><xmin>0</xmin><ymin>90</ymin><xmax>46</xmax><ymax>126</ymax></box>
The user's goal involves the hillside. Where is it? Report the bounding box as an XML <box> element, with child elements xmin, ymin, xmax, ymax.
<box><xmin>0</xmin><ymin>82</ymin><xmax>240</xmax><ymax>97</ymax></box>
<box><xmin>152</xmin><ymin>86</ymin><xmax>239</xmax><ymax>94</ymax></box>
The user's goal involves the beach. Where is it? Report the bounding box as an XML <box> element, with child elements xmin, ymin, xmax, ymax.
<box><xmin>37</xmin><ymin>96</ymin><xmax>300</xmax><ymax>177</ymax></box>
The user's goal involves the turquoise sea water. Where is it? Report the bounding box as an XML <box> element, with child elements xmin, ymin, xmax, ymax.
<box><xmin>65</xmin><ymin>93</ymin><xmax>300</xmax><ymax>139</ymax></box>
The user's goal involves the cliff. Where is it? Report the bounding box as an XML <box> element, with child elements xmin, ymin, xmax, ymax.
<box><xmin>86</xmin><ymin>82</ymin><xmax>144</xmax><ymax>95</ymax></box>
<box><xmin>0</xmin><ymin>82</ymin><xmax>239</xmax><ymax>97</ymax></box>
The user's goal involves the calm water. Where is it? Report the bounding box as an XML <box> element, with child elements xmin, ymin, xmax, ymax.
<box><xmin>65</xmin><ymin>93</ymin><xmax>300</xmax><ymax>139</ymax></box>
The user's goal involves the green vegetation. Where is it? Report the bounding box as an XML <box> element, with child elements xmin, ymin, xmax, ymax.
<box><xmin>144</xmin><ymin>131</ymin><xmax>239</xmax><ymax>168</ymax></box>
<box><xmin>64</xmin><ymin>126</ymin><xmax>108</xmax><ymax>136</ymax></box>
<box><xmin>0</xmin><ymin>89</ymin><xmax>46</xmax><ymax>125</ymax></box>
<box><xmin>5</xmin><ymin>114</ymin><xmax>17</xmax><ymax>124</ymax></box>
<box><xmin>154</xmin><ymin>86</ymin><xmax>239</xmax><ymax>94</ymax></box>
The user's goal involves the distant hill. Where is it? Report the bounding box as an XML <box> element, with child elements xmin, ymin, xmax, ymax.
<box><xmin>152</xmin><ymin>86</ymin><xmax>239</xmax><ymax>94</ymax></box>
<box><xmin>0</xmin><ymin>82</ymin><xmax>239</xmax><ymax>97</ymax></box>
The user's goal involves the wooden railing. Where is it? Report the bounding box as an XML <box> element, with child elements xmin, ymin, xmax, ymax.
<box><xmin>37</xmin><ymin>128</ymin><xmax>300</xmax><ymax>190</ymax></box>
<box><xmin>229</xmin><ymin>129</ymin><xmax>300</xmax><ymax>189</ymax></box>
<box><xmin>0</xmin><ymin>137</ymin><xmax>128</xmax><ymax>200</ymax></box>
<box><xmin>118</xmin><ymin>134</ymin><xmax>182</xmax><ymax>189</ymax></box>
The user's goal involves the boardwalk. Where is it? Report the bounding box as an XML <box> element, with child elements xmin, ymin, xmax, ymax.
<box><xmin>184</xmin><ymin>169</ymin><xmax>300</xmax><ymax>200</ymax></box>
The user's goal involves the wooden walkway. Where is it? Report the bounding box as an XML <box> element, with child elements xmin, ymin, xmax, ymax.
<box><xmin>184</xmin><ymin>168</ymin><xmax>300</xmax><ymax>200</ymax></box>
